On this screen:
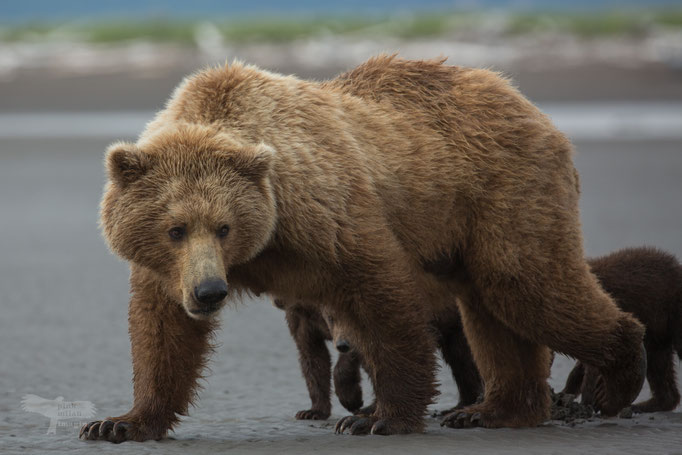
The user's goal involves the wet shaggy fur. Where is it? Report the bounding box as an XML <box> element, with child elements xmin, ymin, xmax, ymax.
<box><xmin>562</xmin><ymin>247</ymin><xmax>682</xmax><ymax>413</ymax></box>
<box><xmin>287</xmin><ymin>247</ymin><xmax>677</xmax><ymax>422</ymax></box>
<box><xmin>274</xmin><ymin>298</ymin><xmax>482</xmax><ymax>420</ymax></box>
<box><xmin>83</xmin><ymin>55</ymin><xmax>646</xmax><ymax>442</ymax></box>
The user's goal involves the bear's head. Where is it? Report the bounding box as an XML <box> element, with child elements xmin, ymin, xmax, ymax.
<box><xmin>321</xmin><ymin>309</ymin><xmax>354</xmax><ymax>354</ymax></box>
<box><xmin>100</xmin><ymin>124</ymin><xmax>277</xmax><ymax>319</ymax></box>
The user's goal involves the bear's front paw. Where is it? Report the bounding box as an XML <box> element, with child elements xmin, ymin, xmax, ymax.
<box><xmin>295</xmin><ymin>408</ymin><xmax>330</xmax><ymax>420</ymax></box>
<box><xmin>79</xmin><ymin>416</ymin><xmax>161</xmax><ymax>443</ymax></box>
<box><xmin>335</xmin><ymin>415</ymin><xmax>377</xmax><ymax>435</ymax></box>
<box><xmin>594</xmin><ymin>342</ymin><xmax>647</xmax><ymax>417</ymax></box>
<box><xmin>334</xmin><ymin>415</ymin><xmax>416</xmax><ymax>435</ymax></box>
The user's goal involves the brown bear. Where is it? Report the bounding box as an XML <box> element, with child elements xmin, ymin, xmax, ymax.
<box><xmin>81</xmin><ymin>55</ymin><xmax>646</xmax><ymax>442</ymax></box>
<box><xmin>562</xmin><ymin>247</ymin><xmax>682</xmax><ymax>413</ymax></box>
<box><xmin>274</xmin><ymin>297</ymin><xmax>482</xmax><ymax>420</ymax></box>
<box><xmin>273</xmin><ymin>298</ymin><xmax>367</xmax><ymax>419</ymax></box>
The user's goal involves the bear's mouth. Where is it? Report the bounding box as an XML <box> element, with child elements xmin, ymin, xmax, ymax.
<box><xmin>189</xmin><ymin>303</ymin><xmax>221</xmax><ymax>314</ymax></box>
<box><xmin>186</xmin><ymin>299</ymin><xmax>224</xmax><ymax>318</ymax></box>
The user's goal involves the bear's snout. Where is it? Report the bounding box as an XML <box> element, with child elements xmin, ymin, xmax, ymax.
<box><xmin>193</xmin><ymin>278</ymin><xmax>228</xmax><ymax>310</ymax></box>
<box><xmin>336</xmin><ymin>339</ymin><xmax>351</xmax><ymax>353</ymax></box>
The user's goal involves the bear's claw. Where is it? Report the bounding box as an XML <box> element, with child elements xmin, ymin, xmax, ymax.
<box><xmin>295</xmin><ymin>409</ymin><xmax>330</xmax><ymax>420</ymax></box>
<box><xmin>335</xmin><ymin>415</ymin><xmax>363</xmax><ymax>434</ymax></box>
<box><xmin>80</xmin><ymin>419</ymin><xmax>133</xmax><ymax>443</ymax></box>
<box><xmin>335</xmin><ymin>415</ymin><xmax>406</xmax><ymax>435</ymax></box>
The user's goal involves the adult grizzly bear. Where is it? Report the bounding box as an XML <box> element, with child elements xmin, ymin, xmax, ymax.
<box><xmin>562</xmin><ymin>247</ymin><xmax>682</xmax><ymax>413</ymax></box>
<box><xmin>81</xmin><ymin>55</ymin><xmax>645</xmax><ymax>442</ymax></box>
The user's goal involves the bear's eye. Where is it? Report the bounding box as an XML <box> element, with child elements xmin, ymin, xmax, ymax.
<box><xmin>217</xmin><ymin>224</ymin><xmax>230</xmax><ymax>238</ymax></box>
<box><xmin>168</xmin><ymin>227</ymin><xmax>185</xmax><ymax>241</ymax></box>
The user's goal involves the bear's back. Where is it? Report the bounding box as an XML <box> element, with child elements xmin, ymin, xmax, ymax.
<box><xmin>589</xmin><ymin>247</ymin><xmax>682</xmax><ymax>340</ymax></box>
<box><xmin>325</xmin><ymin>55</ymin><xmax>555</xmax><ymax>155</ymax></box>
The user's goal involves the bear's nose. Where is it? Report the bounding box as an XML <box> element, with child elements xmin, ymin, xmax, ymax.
<box><xmin>336</xmin><ymin>340</ymin><xmax>351</xmax><ymax>353</ymax></box>
<box><xmin>194</xmin><ymin>278</ymin><xmax>228</xmax><ymax>305</ymax></box>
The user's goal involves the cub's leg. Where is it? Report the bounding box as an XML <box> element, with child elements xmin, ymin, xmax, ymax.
<box><xmin>81</xmin><ymin>270</ymin><xmax>216</xmax><ymax>443</ymax></box>
<box><xmin>632</xmin><ymin>344</ymin><xmax>680</xmax><ymax>412</ymax></box>
<box><xmin>562</xmin><ymin>362</ymin><xmax>586</xmax><ymax>396</ymax></box>
<box><xmin>333</xmin><ymin>351</ymin><xmax>364</xmax><ymax>414</ymax></box>
<box><xmin>435</xmin><ymin>314</ymin><xmax>483</xmax><ymax>414</ymax></box>
<box><xmin>283</xmin><ymin>303</ymin><xmax>333</xmax><ymax>420</ymax></box>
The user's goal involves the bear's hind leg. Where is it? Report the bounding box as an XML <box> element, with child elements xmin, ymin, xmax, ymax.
<box><xmin>632</xmin><ymin>344</ymin><xmax>680</xmax><ymax>413</ymax></box>
<box><xmin>442</xmin><ymin>301</ymin><xmax>551</xmax><ymax>428</ymax></box>
<box><xmin>474</xmin><ymin>262</ymin><xmax>645</xmax><ymax>418</ymax></box>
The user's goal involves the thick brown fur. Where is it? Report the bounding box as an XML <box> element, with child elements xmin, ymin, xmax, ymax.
<box><xmin>83</xmin><ymin>55</ymin><xmax>645</xmax><ymax>441</ymax></box>
<box><xmin>562</xmin><ymin>247</ymin><xmax>682</xmax><ymax>413</ymax></box>
<box><xmin>273</xmin><ymin>298</ymin><xmax>368</xmax><ymax>419</ymax></box>
<box><xmin>275</xmin><ymin>297</ymin><xmax>482</xmax><ymax>419</ymax></box>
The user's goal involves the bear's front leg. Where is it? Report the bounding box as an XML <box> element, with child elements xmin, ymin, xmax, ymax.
<box><xmin>80</xmin><ymin>270</ymin><xmax>216</xmax><ymax>443</ymax></box>
<box><xmin>333</xmin><ymin>248</ymin><xmax>438</xmax><ymax>435</ymax></box>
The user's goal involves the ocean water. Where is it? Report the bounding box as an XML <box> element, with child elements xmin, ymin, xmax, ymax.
<box><xmin>1</xmin><ymin>0</ymin><xmax>680</xmax><ymax>23</ymax></box>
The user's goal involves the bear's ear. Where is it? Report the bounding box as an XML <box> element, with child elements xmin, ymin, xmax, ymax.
<box><xmin>106</xmin><ymin>142</ymin><xmax>153</xmax><ymax>187</ymax></box>
<box><xmin>218</xmin><ymin>142</ymin><xmax>275</xmax><ymax>180</ymax></box>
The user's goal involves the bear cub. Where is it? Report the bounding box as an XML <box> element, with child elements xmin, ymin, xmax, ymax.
<box><xmin>562</xmin><ymin>247</ymin><xmax>682</xmax><ymax>413</ymax></box>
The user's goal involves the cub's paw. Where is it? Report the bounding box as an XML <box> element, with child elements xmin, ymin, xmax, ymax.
<box><xmin>337</xmin><ymin>393</ymin><xmax>363</xmax><ymax>415</ymax></box>
<box><xmin>441</xmin><ymin>409</ymin><xmax>489</xmax><ymax>429</ymax></box>
<box><xmin>334</xmin><ymin>415</ymin><xmax>418</xmax><ymax>435</ymax></box>
<box><xmin>432</xmin><ymin>403</ymin><xmax>465</xmax><ymax>418</ymax></box>
<box><xmin>79</xmin><ymin>416</ymin><xmax>161</xmax><ymax>443</ymax></box>
<box><xmin>631</xmin><ymin>398</ymin><xmax>675</xmax><ymax>414</ymax></box>
<box><xmin>353</xmin><ymin>402</ymin><xmax>376</xmax><ymax>416</ymax></box>
<box><xmin>434</xmin><ymin>392</ymin><xmax>485</xmax><ymax>416</ymax></box>
<box><xmin>295</xmin><ymin>409</ymin><xmax>330</xmax><ymax>420</ymax></box>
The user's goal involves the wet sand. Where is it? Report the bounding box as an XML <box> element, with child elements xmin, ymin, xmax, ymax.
<box><xmin>1</xmin><ymin>135</ymin><xmax>681</xmax><ymax>454</ymax></box>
